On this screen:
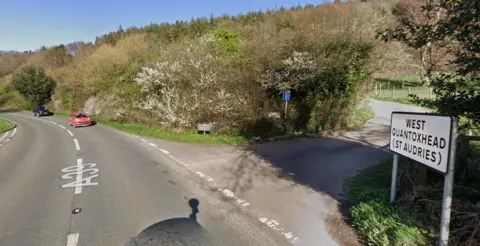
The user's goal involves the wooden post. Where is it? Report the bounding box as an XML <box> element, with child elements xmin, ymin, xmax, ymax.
<box><xmin>408</xmin><ymin>87</ymin><xmax>411</xmax><ymax>95</ymax></box>
<box><xmin>379</xmin><ymin>84</ymin><xmax>382</xmax><ymax>97</ymax></box>
<box><xmin>392</xmin><ymin>87</ymin><xmax>395</xmax><ymax>98</ymax></box>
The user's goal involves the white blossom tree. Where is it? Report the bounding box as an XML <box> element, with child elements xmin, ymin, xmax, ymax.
<box><xmin>259</xmin><ymin>51</ymin><xmax>317</xmax><ymax>91</ymax></box>
<box><xmin>135</xmin><ymin>36</ymin><xmax>252</xmax><ymax>130</ymax></box>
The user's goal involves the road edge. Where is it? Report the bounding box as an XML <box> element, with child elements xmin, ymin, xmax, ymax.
<box><xmin>0</xmin><ymin>122</ymin><xmax>17</xmax><ymax>148</ymax></box>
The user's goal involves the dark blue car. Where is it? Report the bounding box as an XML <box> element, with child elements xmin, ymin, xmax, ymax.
<box><xmin>33</xmin><ymin>106</ymin><xmax>51</xmax><ymax>117</ymax></box>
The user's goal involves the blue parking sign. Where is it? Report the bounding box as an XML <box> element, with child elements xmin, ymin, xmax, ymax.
<box><xmin>282</xmin><ymin>90</ymin><xmax>291</xmax><ymax>101</ymax></box>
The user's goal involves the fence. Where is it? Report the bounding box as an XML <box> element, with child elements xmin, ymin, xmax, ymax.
<box><xmin>373</xmin><ymin>82</ymin><xmax>435</xmax><ymax>99</ymax></box>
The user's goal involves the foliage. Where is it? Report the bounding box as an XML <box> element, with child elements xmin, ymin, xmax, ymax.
<box><xmin>211</xmin><ymin>28</ymin><xmax>244</xmax><ymax>53</ymax></box>
<box><xmin>259</xmin><ymin>51</ymin><xmax>317</xmax><ymax>92</ymax></box>
<box><xmin>351</xmin><ymin>201</ymin><xmax>428</xmax><ymax>246</ymax></box>
<box><xmin>2</xmin><ymin>2</ymin><xmax>402</xmax><ymax>140</ymax></box>
<box><xmin>379</xmin><ymin>0</ymin><xmax>480</xmax><ymax>128</ymax></box>
<box><xmin>135</xmin><ymin>35</ymin><xmax>256</xmax><ymax>131</ymax></box>
<box><xmin>0</xmin><ymin>118</ymin><xmax>14</xmax><ymax>133</ymax></box>
<box><xmin>94</xmin><ymin>118</ymin><xmax>246</xmax><ymax>145</ymax></box>
<box><xmin>347</xmin><ymin>160</ymin><xmax>436</xmax><ymax>246</ymax></box>
<box><xmin>0</xmin><ymin>84</ymin><xmax>30</xmax><ymax>110</ymax></box>
<box><xmin>11</xmin><ymin>66</ymin><xmax>55</xmax><ymax>108</ymax></box>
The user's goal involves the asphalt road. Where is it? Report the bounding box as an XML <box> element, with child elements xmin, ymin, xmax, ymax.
<box><xmin>0</xmin><ymin>112</ymin><xmax>289</xmax><ymax>246</ymax></box>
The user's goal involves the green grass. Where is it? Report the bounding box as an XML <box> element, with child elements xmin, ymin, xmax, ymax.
<box><xmin>53</xmin><ymin>111</ymin><xmax>246</xmax><ymax>145</ymax></box>
<box><xmin>371</xmin><ymin>96</ymin><xmax>432</xmax><ymax>109</ymax></box>
<box><xmin>375</xmin><ymin>75</ymin><xmax>423</xmax><ymax>87</ymax></box>
<box><xmin>52</xmin><ymin>111</ymin><xmax>70</xmax><ymax>117</ymax></box>
<box><xmin>0</xmin><ymin>118</ymin><xmax>14</xmax><ymax>133</ymax></box>
<box><xmin>347</xmin><ymin>106</ymin><xmax>376</xmax><ymax>128</ymax></box>
<box><xmin>98</xmin><ymin>120</ymin><xmax>246</xmax><ymax>145</ymax></box>
<box><xmin>346</xmin><ymin>160</ymin><xmax>437</xmax><ymax>246</ymax></box>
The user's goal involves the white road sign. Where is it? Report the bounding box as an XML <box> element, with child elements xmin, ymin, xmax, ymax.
<box><xmin>390</xmin><ymin>112</ymin><xmax>453</xmax><ymax>173</ymax></box>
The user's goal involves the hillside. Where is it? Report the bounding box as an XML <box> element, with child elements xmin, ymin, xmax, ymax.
<box><xmin>0</xmin><ymin>0</ymin><xmax>413</xmax><ymax>136</ymax></box>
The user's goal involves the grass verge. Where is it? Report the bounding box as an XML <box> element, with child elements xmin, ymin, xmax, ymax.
<box><xmin>346</xmin><ymin>160</ymin><xmax>437</xmax><ymax>246</ymax></box>
<box><xmin>347</xmin><ymin>106</ymin><xmax>376</xmax><ymax>128</ymax></box>
<box><xmin>371</xmin><ymin>96</ymin><xmax>431</xmax><ymax>109</ymax></box>
<box><xmin>0</xmin><ymin>118</ymin><xmax>14</xmax><ymax>133</ymax></box>
<box><xmin>54</xmin><ymin>111</ymin><xmax>246</xmax><ymax>145</ymax></box>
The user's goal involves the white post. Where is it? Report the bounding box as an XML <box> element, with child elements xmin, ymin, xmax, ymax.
<box><xmin>390</xmin><ymin>154</ymin><xmax>399</xmax><ymax>203</ymax></box>
<box><xmin>408</xmin><ymin>87</ymin><xmax>411</xmax><ymax>95</ymax></box>
<box><xmin>379</xmin><ymin>84</ymin><xmax>382</xmax><ymax>97</ymax></box>
<box><xmin>439</xmin><ymin>117</ymin><xmax>458</xmax><ymax>246</ymax></box>
<box><xmin>429</xmin><ymin>88</ymin><xmax>433</xmax><ymax>98</ymax></box>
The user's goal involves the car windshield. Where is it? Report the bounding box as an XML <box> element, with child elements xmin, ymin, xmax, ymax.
<box><xmin>75</xmin><ymin>114</ymin><xmax>88</xmax><ymax>118</ymax></box>
<box><xmin>37</xmin><ymin>107</ymin><xmax>46</xmax><ymax>111</ymax></box>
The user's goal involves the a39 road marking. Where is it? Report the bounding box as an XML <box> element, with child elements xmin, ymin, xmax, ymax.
<box><xmin>61</xmin><ymin>158</ymin><xmax>99</xmax><ymax>195</ymax></box>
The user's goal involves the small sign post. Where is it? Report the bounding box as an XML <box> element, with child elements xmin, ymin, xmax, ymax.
<box><xmin>389</xmin><ymin>112</ymin><xmax>457</xmax><ymax>246</ymax></box>
<box><xmin>282</xmin><ymin>90</ymin><xmax>291</xmax><ymax>116</ymax></box>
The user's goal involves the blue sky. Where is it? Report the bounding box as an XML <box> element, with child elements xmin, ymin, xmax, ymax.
<box><xmin>0</xmin><ymin>0</ymin><xmax>326</xmax><ymax>52</ymax></box>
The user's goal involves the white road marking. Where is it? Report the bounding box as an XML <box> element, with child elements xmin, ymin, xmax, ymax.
<box><xmin>73</xmin><ymin>139</ymin><xmax>80</xmax><ymax>151</ymax></box>
<box><xmin>221</xmin><ymin>189</ymin><xmax>236</xmax><ymax>198</ymax></box>
<box><xmin>0</xmin><ymin>131</ymin><xmax>9</xmax><ymax>142</ymax></box>
<box><xmin>149</xmin><ymin>143</ymin><xmax>157</xmax><ymax>147</ymax></box>
<box><xmin>59</xmin><ymin>125</ymin><xmax>66</xmax><ymax>129</ymax></box>
<box><xmin>67</xmin><ymin>130</ymin><xmax>74</xmax><ymax>137</ymax></box>
<box><xmin>51</xmin><ymin>121</ymin><xmax>58</xmax><ymax>125</ymax></box>
<box><xmin>61</xmin><ymin>161</ymin><xmax>99</xmax><ymax>193</ymax></box>
<box><xmin>160</xmin><ymin>149</ymin><xmax>169</xmax><ymax>154</ymax></box>
<box><xmin>11</xmin><ymin>127</ymin><xmax>16</xmax><ymax>137</ymax></box>
<box><xmin>74</xmin><ymin>158</ymin><xmax>83</xmax><ymax>194</ymax></box>
<box><xmin>140</xmin><ymin>138</ymin><xmax>148</xmax><ymax>143</ymax></box>
<box><xmin>66</xmin><ymin>233</ymin><xmax>79</xmax><ymax>246</ymax></box>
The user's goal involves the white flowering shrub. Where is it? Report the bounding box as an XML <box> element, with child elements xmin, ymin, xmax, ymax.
<box><xmin>259</xmin><ymin>51</ymin><xmax>317</xmax><ymax>91</ymax></box>
<box><xmin>135</xmin><ymin>37</ymin><xmax>253</xmax><ymax>130</ymax></box>
<box><xmin>83</xmin><ymin>96</ymin><xmax>101</xmax><ymax>115</ymax></box>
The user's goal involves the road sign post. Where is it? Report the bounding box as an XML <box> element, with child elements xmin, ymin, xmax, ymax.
<box><xmin>282</xmin><ymin>90</ymin><xmax>291</xmax><ymax>116</ymax></box>
<box><xmin>390</xmin><ymin>153</ymin><xmax>399</xmax><ymax>203</ymax></box>
<box><xmin>439</xmin><ymin>117</ymin><xmax>457</xmax><ymax>246</ymax></box>
<box><xmin>389</xmin><ymin>112</ymin><xmax>457</xmax><ymax>246</ymax></box>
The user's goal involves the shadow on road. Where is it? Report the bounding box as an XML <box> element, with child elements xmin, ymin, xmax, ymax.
<box><xmin>219</xmin><ymin>131</ymin><xmax>391</xmax><ymax>245</ymax></box>
<box><xmin>126</xmin><ymin>198</ymin><xmax>212</xmax><ymax>246</ymax></box>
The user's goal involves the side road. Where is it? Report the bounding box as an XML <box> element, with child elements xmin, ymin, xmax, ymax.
<box><xmin>135</xmin><ymin>99</ymin><xmax>430</xmax><ymax>245</ymax></box>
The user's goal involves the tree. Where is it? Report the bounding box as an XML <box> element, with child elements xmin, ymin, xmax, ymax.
<box><xmin>12</xmin><ymin>66</ymin><xmax>56</xmax><ymax>108</ymax></box>
<box><xmin>377</xmin><ymin>0</ymin><xmax>479</xmax><ymax>127</ymax></box>
<box><xmin>377</xmin><ymin>0</ymin><xmax>448</xmax><ymax>86</ymax></box>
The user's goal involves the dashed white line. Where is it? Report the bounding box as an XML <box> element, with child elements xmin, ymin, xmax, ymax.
<box><xmin>67</xmin><ymin>130</ymin><xmax>74</xmax><ymax>137</ymax></box>
<box><xmin>59</xmin><ymin>125</ymin><xmax>66</xmax><ymax>129</ymax></box>
<box><xmin>73</xmin><ymin>139</ymin><xmax>81</xmax><ymax>151</ymax></box>
<box><xmin>74</xmin><ymin>158</ymin><xmax>83</xmax><ymax>195</ymax></box>
<box><xmin>66</xmin><ymin>233</ymin><xmax>79</xmax><ymax>246</ymax></box>
<box><xmin>131</xmin><ymin>134</ymin><xmax>299</xmax><ymax>244</ymax></box>
<box><xmin>160</xmin><ymin>149</ymin><xmax>169</xmax><ymax>154</ymax></box>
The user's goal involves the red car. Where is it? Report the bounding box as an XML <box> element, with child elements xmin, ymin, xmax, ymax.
<box><xmin>69</xmin><ymin>112</ymin><xmax>93</xmax><ymax>128</ymax></box>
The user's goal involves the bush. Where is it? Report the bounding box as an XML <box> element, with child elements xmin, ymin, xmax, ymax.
<box><xmin>11</xmin><ymin>66</ymin><xmax>55</xmax><ymax>108</ymax></box>
<box><xmin>347</xmin><ymin>161</ymin><xmax>434</xmax><ymax>246</ymax></box>
<box><xmin>351</xmin><ymin>201</ymin><xmax>428</xmax><ymax>246</ymax></box>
